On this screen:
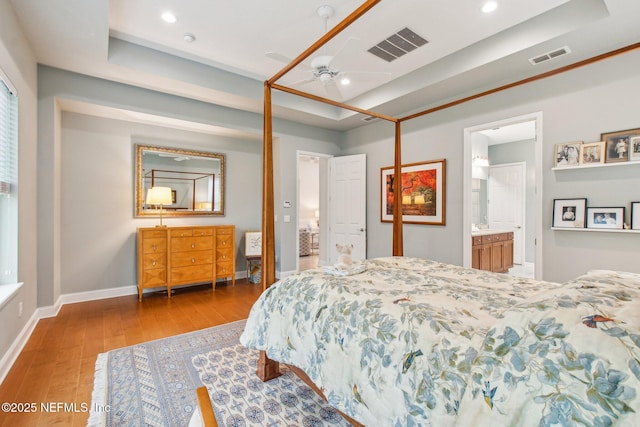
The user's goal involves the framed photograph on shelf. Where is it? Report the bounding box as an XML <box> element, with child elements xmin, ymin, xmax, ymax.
<box><xmin>601</xmin><ymin>128</ymin><xmax>639</xmax><ymax>163</ymax></box>
<box><xmin>587</xmin><ymin>207</ymin><xmax>625</xmax><ymax>229</ymax></box>
<box><xmin>554</xmin><ymin>141</ymin><xmax>582</xmax><ymax>167</ymax></box>
<box><xmin>631</xmin><ymin>202</ymin><xmax>640</xmax><ymax>230</ymax></box>
<box><xmin>552</xmin><ymin>198</ymin><xmax>586</xmax><ymax>228</ymax></box>
<box><xmin>630</xmin><ymin>136</ymin><xmax>640</xmax><ymax>162</ymax></box>
<box><xmin>579</xmin><ymin>141</ymin><xmax>605</xmax><ymax>165</ymax></box>
<box><xmin>381</xmin><ymin>159</ymin><xmax>446</xmax><ymax>225</ymax></box>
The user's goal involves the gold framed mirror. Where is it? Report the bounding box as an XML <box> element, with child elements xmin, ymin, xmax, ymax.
<box><xmin>135</xmin><ymin>144</ymin><xmax>225</xmax><ymax>217</ymax></box>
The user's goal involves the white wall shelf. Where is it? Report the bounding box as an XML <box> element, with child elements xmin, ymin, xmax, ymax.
<box><xmin>551</xmin><ymin>227</ymin><xmax>640</xmax><ymax>234</ymax></box>
<box><xmin>552</xmin><ymin>160</ymin><xmax>640</xmax><ymax>171</ymax></box>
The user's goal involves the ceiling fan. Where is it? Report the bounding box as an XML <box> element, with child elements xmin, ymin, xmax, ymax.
<box><xmin>265</xmin><ymin>5</ymin><xmax>389</xmax><ymax>99</ymax></box>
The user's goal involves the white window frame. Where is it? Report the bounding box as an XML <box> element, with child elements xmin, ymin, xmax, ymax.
<box><xmin>0</xmin><ymin>70</ymin><xmax>20</xmax><ymax>307</ymax></box>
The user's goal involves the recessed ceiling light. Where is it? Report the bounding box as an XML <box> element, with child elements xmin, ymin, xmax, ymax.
<box><xmin>482</xmin><ymin>1</ymin><xmax>498</xmax><ymax>13</ymax></box>
<box><xmin>161</xmin><ymin>11</ymin><xmax>177</xmax><ymax>23</ymax></box>
<box><xmin>183</xmin><ymin>33</ymin><xmax>196</xmax><ymax>43</ymax></box>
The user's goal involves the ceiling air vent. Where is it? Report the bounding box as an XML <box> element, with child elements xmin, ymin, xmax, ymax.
<box><xmin>362</xmin><ymin>115</ymin><xmax>379</xmax><ymax>122</ymax></box>
<box><xmin>529</xmin><ymin>46</ymin><xmax>571</xmax><ymax>65</ymax></box>
<box><xmin>368</xmin><ymin>27</ymin><xmax>428</xmax><ymax>62</ymax></box>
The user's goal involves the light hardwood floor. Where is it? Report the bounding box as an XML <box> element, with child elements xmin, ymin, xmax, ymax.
<box><xmin>0</xmin><ymin>280</ymin><xmax>263</xmax><ymax>427</ymax></box>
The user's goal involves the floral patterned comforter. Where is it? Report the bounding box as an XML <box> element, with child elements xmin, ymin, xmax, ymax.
<box><xmin>239</xmin><ymin>257</ymin><xmax>640</xmax><ymax>426</ymax></box>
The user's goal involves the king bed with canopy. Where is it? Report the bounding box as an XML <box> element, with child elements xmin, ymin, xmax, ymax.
<box><xmin>231</xmin><ymin>1</ymin><xmax>640</xmax><ymax>426</ymax></box>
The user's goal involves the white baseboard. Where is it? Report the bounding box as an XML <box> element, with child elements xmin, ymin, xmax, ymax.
<box><xmin>0</xmin><ymin>270</ymin><xmax>250</xmax><ymax>386</ymax></box>
<box><xmin>0</xmin><ymin>309</ymin><xmax>39</xmax><ymax>385</ymax></box>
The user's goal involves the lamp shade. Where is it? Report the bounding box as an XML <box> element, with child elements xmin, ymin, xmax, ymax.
<box><xmin>146</xmin><ymin>186</ymin><xmax>172</xmax><ymax>205</ymax></box>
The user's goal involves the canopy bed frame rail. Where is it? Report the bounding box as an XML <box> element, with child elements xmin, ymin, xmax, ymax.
<box><xmin>144</xmin><ymin>168</ymin><xmax>215</xmax><ymax>211</ymax></box>
<box><xmin>256</xmin><ymin>0</ymin><xmax>640</xmax><ymax>403</ymax></box>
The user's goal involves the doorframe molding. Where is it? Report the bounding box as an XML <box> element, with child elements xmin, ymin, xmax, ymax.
<box><xmin>463</xmin><ymin>112</ymin><xmax>543</xmax><ymax>279</ymax></box>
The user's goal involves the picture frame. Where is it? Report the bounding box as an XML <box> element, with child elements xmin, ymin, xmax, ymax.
<box><xmin>630</xmin><ymin>136</ymin><xmax>640</xmax><ymax>162</ymax></box>
<box><xmin>552</xmin><ymin>198</ymin><xmax>586</xmax><ymax>228</ymax></box>
<box><xmin>554</xmin><ymin>141</ymin><xmax>582</xmax><ymax>167</ymax></box>
<box><xmin>631</xmin><ymin>202</ymin><xmax>640</xmax><ymax>230</ymax></box>
<box><xmin>579</xmin><ymin>141</ymin><xmax>605</xmax><ymax>165</ymax></box>
<box><xmin>601</xmin><ymin>128</ymin><xmax>639</xmax><ymax>163</ymax></box>
<box><xmin>587</xmin><ymin>207</ymin><xmax>625</xmax><ymax>229</ymax></box>
<box><xmin>171</xmin><ymin>189</ymin><xmax>177</xmax><ymax>204</ymax></box>
<box><xmin>244</xmin><ymin>230</ymin><xmax>262</xmax><ymax>257</ymax></box>
<box><xmin>381</xmin><ymin>159</ymin><xmax>446</xmax><ymax>225</ymax></box>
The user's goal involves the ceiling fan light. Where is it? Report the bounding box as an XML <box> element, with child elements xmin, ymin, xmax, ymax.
<box><xmin>340</xmin><ymin>76</ymin><xmax>351</xmax><ymax>85</ymax></box>
<box><xmin>319</xmin><ymin>73</ymin><xmax>332</xmax><ymax>83</ymax></box>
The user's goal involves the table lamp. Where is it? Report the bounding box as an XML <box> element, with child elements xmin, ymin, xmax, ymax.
<box><xmin>146</xmin><ymin>186</ymin><xmax>172</xmax><ymax>227</ymax></box>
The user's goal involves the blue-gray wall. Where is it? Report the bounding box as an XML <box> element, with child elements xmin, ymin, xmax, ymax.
<box><xmin>37</xmin><ymin>66</ymin><xmax>343</xmax><ymax>307</ymax></box>
<box><xmin>3</xmin><ymin>0</ymin><xmax>640</xmax><ymax>374</ymax></box>
<box><xmin>342</xmin><ymin>49</ymin><xmax>640</xmax><ymax>283</ymax></box>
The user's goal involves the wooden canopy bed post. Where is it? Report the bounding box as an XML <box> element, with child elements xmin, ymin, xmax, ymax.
<box><xmin>256</xmin><ymin>0</ymin><xmax>386</xmax><ymax>383</ymax></box>
<box><xmin>393</xmin><ymin>121</ymin><xmax>403</xmax><ymax>256</ymax></box>
<box><xmin>257</xmin><ymin>81</ymin><xmax>281</xmax><ymax>381</ymax></box>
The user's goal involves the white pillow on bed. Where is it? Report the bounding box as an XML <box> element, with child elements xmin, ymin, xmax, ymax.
<box><xmin>572</xmin><ymin>269</ymin><xmax>640</xmax><ymax>286</ymax></box>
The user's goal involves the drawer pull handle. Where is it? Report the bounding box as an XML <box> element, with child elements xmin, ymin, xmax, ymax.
<box><xmin>191</xmin><ymin>258</ymin><xmax>195</xmax><ymax>263</ymax></box>
<box><xmin>152</xmin><ymin>245</ymin><xmax>157</xmax><ymax>251</ymax></box>
<box><xmin>152</xmin><ymin>261</ymin><xmax>156</xmax><ymax>266</ymax></box>
<box><xmin>180</xmin><ymin>233</ymin><xmax>184</xmax><ymax>236</ymax></box>
<box><xmin>191</xmin><ymin>243</ymin><xmax>195</xmax><ymax>248</ymax></box>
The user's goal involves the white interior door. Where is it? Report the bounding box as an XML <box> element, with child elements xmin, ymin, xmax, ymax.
<box><xmin>488</xmin><ymin>163</ymin><xmax>525</xmax><ymax>264</ymax></box>
<box><xmin>328</xmin><ymin>154</ymin><xmax>367</xmax><ymax>264</ymax></box>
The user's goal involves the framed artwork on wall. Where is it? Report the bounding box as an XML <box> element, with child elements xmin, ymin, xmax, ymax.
<box><xmin>579</xmin><ymin>141</ymin><xmax>605</xmax><ymax>165</ymax></box>
<box><xmin>554</xmin><ymin>141</ymin><xmax>582</xmax><ymax>167</ymax></box>
<box><xmin>601</xmin><ymin>128</ymin><xmax>639</xmax><ymax>163</ymax></box>
<box><xmin>244</xmin><ymin>231</ymin><xmax>262</xmax><ymax>257</ymax></box>
<box><xmin>552</xmin><ymin>198</ymin><xmax>586</xmax><ymax>228</ymax></box>
<box><xmin>586</xmin><ymin>207</ymin><xmax>625</xmax><ymax>229</ymax></box>
<box><xmin>380</xmin><ymin>159</ymin><xmax>446</xmax><ymax>225</ymax></box>
<box><xmin>631</xmin><ymin>202</ymin><xmax>640</xmax><ymax>230</ymax></box>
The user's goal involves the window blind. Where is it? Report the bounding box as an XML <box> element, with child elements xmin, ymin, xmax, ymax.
<box><xmin>0</xmin><ymin>76</ymin><xmax>17</xmax><ymax>286</ymax></box>
<box><xmin>0</xmin><ymin>79</ymin><xmax>17</xmax><ymax>194</ymax></box>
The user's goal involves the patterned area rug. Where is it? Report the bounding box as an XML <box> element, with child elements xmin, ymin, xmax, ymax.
<box><xmin>88</xmin><ymin>320</ymin><xmax>350</xmax><ymax>427</ymax></box>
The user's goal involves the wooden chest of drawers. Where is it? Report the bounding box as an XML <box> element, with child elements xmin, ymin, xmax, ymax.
<box><xmin>136</xmin><ymin>225</ymin><xmax>236</xmax><ymax>301</ymax></box>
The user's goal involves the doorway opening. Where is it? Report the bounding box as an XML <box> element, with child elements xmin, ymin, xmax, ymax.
<box><xmin>296</xmin><ymin>152</ymin><xmax>368</xmax><ymax>273</ymax></box>
<box><xmin>297</xmin><ymin>152</ymin><xmax>329</xmax><ymax>272</ymax></box>
<box><xmin>463</xmin><ymin>112</ymin><xmax>543</xmax><ymax>280</ymax></box>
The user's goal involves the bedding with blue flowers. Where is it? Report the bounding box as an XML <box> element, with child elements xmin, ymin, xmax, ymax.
<box><xmin>240</xmin><ymin>257</ymin><xmax>640</xmax><ymax>426</ymax></box>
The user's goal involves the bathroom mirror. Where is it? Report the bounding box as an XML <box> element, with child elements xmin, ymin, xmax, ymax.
<box><xmin>135</xmin><ymin>144</ymin><xmax>225</xmax><ymax>217</ymax></box>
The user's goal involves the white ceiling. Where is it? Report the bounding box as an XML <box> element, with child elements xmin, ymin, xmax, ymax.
<box><xmin>478</xmin><ymin>121</ymin><xmax>536</xmax><ymax>145</ymax></box>
<box><xmin>9</xmin><ymin>0</ymin><xmax>640</xmax><ymax>136</ymax></box>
